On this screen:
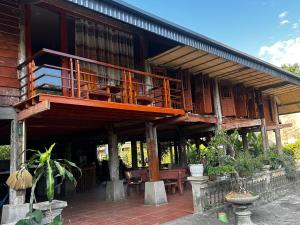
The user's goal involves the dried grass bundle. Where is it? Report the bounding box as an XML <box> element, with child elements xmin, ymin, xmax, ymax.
<box><xmin>6</xmin><ymin>169</ymin><xmax>32</xmax><ymax>190</ymax></box>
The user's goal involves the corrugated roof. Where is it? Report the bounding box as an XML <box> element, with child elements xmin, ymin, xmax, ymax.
<box><xmin>67</xmin><ymin>0</ymin><xmax>300</xmax><ymax>87</ymax></box>
<box><xmin>147</xmin><ymin>45</ymin><xmax>300</xmax><ymax>115</ymax></box>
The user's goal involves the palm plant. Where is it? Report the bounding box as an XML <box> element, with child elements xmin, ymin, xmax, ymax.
<box><xmin>16</xmin><ymin>143</ymin><xmax>81</xmax><ymax>225</ymax></box>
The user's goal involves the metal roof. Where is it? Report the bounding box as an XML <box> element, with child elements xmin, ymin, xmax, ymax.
<box><xmin>67</xmin><ymin>0</ymin><xmax>300</xmax><ymax>87</ymax></box>
<box><xmin>146</xmin><ymin>45</ymin><xmax>300</xmax><ymax>113</ymax></box>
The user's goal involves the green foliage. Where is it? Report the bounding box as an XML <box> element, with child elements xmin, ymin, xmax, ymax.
<box><xmin>283</xmin><ymin>140</ymin><xmax>300</xmax><ymax>159</ymax></box>
<box><xmin>258</xmin><ymin>150</ymin><xmax>281</xmax><ymax>170</ymax></box>
<box><xmin>204</xmin><ymin>130</ymin><xmax>237</xmax><ymax>176</ymax></box>
<box><xmin>282</xmin><ymin>63</ymin><xmax>300</xmax><ymax>76</ymax></box>
<box><xmin>17</xmin><ymin>143</ymin><xmax>81</xmax><ymax>225</ymax></box>
<box><xmin>207</xmin><ymin>164</ymin><xmax>234</xmax><ymax>176</ymax></box>
<box><xmin>280</xmin><ymin>153</ymin><xmax>296</xmax><ymax>178</ymax></box>
<box><xmin>187</xmin><ymin>143</ymin><xmax>201</xmax><ymax>164</ymax></box>
<box><xmin>235</xmin><ymin>151</ymin><xmax>263</xmax><ymax>177</ymax></box>
<box><xmin>0</xmin><ymin>145</ymin><xmax>10</xmax><ymax>160</ymax></box>
<box><xmin>16</xmin><ymin>211</ymin><xmax>63</xmax><ymax>225</ymax></box>
<box><xmin>247</xmin><ymin>132</ymin><xmax>263</xmax><ymax>157</ymax></box>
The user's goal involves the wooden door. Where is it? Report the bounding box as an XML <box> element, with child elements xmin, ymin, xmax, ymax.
<box><xmin>234</xmin><ymin>87</ymin><xmax>248</xmax><ymax>118</ymax></box>
<box><xmin>194</xmin><ymin>76</ymin><xmax>212</xmax><ymax>114</ymax></box>
<box><xmin>220</xmin><ymin>85</ymin><xmax>236</xmax><ymax>116</ymax></box>
<box><xmin>263</xmin><ymin>98</ymin><xmax>274</xmax><ymax>124</ymax></box>
<box><xmin>177</xmin><ymin>70</ymin><xmax>193</xmax><ymax>111</ymax></box>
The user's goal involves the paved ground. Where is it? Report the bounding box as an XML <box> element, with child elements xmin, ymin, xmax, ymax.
<box><xmin>62</xmin><ymin>184</ymin><xmax>194</xmax><ymax>225</ymax></box>
<box><xmin>164</xmin><ymin>191</ymin><xmax>300</xmax><ymax>225</ymax></box>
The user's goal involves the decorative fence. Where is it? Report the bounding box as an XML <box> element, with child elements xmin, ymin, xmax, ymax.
<box><xmin>190</xmin><ymin>169</ymin><xmax>300</xmax><ymax>214</ymax></box>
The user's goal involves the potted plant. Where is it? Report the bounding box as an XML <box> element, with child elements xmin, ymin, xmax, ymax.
<box><xmin>187</xmin><ymin>146</ymin><xmax>204</xmax><ymax>177</ymax></box>
<box><xmin>11</xmin><ymin>143</ymin><xmax>81</xmax><ymax>225</ymax></box>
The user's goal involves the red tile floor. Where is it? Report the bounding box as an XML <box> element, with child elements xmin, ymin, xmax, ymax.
<box><xmin>62</xmin><ymin>184</ymin><xmax>193</xmax><ymax>225</ymax></box>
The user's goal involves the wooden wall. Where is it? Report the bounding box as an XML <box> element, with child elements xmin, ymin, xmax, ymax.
<box><xmin>0</xmin><ymin>0</ymin><xmax>20</xmax><ymax>106</ymax></box>
<box><xmin>193</xmin><ymin>76</ymin><xmax>212</xmax><ymax>114</ymax></box>
<box><xmin>220</xmin><ymin>85</ymin><xmax>236</xmax><ymax>117</ymax></box>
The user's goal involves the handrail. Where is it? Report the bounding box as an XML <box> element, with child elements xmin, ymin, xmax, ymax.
<box><xmin>18</xmin><ymin>48</ymin><xmax>181</xmax><ymax>83</ymax></box>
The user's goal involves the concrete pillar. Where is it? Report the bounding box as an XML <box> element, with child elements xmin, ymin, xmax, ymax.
<box><xmin>140</xmin><ymin>141</ymin><xmax>146</xmax><ymax>167</ymax></box>
<box><xmin>271</xmin><ymin>97</ymin><xmax>283</xmax><ymax>154</ymax></box>
<box><xmin>144</xmin><ymin>122</ymin><xmax>167</xmax><ymax>206</ymax></box>
<box><xmin>213</xmin><ymin>78</ymin><xmax>222</xmax><ymax>129</ymax></box>
<box><xmin>106</xmin><ymin>126</ymin><xmax>125</xmax><ymax>201</ymax></box>
<box><xmin>241</xmin><ymin>132</ymin><xmax>248</xmax><ymax>151</ymax></box>
<box><xmin>131</xmin><ymin>140</ymin><xmax>138</xmax><ymax>169</ymax></box>
<box><xmin>187</xmin><ymin>176</ymin><xmax>209</xmax><ymax>214</ymax></box>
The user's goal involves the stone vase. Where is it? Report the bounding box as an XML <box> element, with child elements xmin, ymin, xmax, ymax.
<box><xmin>33</xmin><ymin>200</ymin><xmax>67</xmax><ymax>225</ymax></box>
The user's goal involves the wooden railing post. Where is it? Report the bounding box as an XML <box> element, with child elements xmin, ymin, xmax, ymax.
<box><xmin>75</xmin><ymin>59</ymin><xmax>81</xmax><ymax>98</ymax></box>
<box><xmin>181</xmin><ymin>80</ymin><xmax>186</xmax><ymax>110</ymax></box>
<box><xmin>69</xmin><ymin>58</ymin><xmax>74</xmax><ymax>97</ymax></box>
<box><xmin>27</xmin><ymin>60</ymin><xmax>35</xmax><ymax>98</ymax></box>
<box><xmin>128</xmin><ymin>72</ymin><xmax>133</xmax><ymax>104</ymax></box>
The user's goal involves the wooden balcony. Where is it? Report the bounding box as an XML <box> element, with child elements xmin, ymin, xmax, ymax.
<box><xmin>16</xmin><ymin>49</ymin><xmax>185</xmax><ymax>123</ymax></box>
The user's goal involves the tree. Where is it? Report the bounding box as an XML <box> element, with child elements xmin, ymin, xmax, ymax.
<box><xmin>282</xmin><ymin>63</ymin><xmax>300</xmax><ymax>76</ymax></box>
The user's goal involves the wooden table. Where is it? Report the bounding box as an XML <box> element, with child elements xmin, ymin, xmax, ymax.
<box><xmin>160</xmin><ymin>168</ymin><xmax>187</xmax><ymax>195</ymax></box>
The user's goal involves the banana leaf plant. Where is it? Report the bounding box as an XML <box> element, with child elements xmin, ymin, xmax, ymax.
<box><xmin>16</xmin><ymin>143</ymin><xmax>81</xmax><ymax>225</ymax></box>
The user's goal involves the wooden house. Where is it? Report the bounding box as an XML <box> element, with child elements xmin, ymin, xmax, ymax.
<box><xmin>1</xmin><ymin>0</ymin><xmax>300</xmax><ymax>213</ymax></box>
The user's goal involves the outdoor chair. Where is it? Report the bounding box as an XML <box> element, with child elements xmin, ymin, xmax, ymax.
<box><xmin>125</xmin><ymin>171</ymin><xmax>143</xmax><ymax>195</ymax></box>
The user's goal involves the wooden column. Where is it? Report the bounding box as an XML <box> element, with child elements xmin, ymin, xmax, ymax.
<box><xmin>213</xmin><ymin>78</ymin><xmax>222</xmax><ymax>129</ymax></box>
<box><xmin>140</xmin><ymin>141</ymin><xmax>146</xmax><ymax>167</ymax></box>
<box><xmin>9</xmin><ymin>120</ymin><xmax>26</xmax><ymax>205</ymax></box>
<box><xmin>145</xmin><ymin>122</ymin><xmax>160</xmax><ymax>181</ymax></box>
<box><xmin>108</xmin><ymin>127</ymin><xmax>119</xmax><ymax>181</ymax></box>
<box><xmin>241</xmin><ymin>132</ymin><xmax>248</xmax><ymax>151</ymax></box>
<box><xmin>256</xmin><ymin>92</ymin><xmax>269</xmax><ymax>152</ymax></box>
<box><xmin>131</xmin><ymin>140</ymin><xmax>138</xmax><ymax>169</ymax></box>
<box><xmin>169</xmin><ymin>142</ymin><xmax>173</xmax><ymax>164</ymax></box>
<box><xmin>174</xmin><ymin>139</ymin><xmax>179</xmax><ymax>165</ymax></box>
<box><xmin>178</xmin><ymin>130</ymin><xmax>187</xmax><ymax>167</ymax></box>
<box><xmin>271</xmin><ymin>96</ymin><xmax>283</xmax><ymax>154</ymax></box>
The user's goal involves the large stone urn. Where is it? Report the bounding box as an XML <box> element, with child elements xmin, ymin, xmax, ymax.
<box><xmin>225</xmin><ymin>192</ymin><xmax>259</xmax><ymax>225</ymax></box>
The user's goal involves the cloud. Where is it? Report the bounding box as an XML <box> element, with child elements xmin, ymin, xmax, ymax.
<box><xmin>278</xmin><ymin>11</ymin><xmax>288</xmax><ymax>18</ymax></box>
<box><xmin>258</xmin><ymin>37</ymin><xmax>300</xmax><ymax>66</ymax></box>
<box><xmin>280</xmin><ymin>20</ymin><xmax>290</xmax><ymax>25</ymax></box>
<box><xmin>293</xmin><ymin>23</ymin><xmax>299</xmax><ymax>29</ymax></box>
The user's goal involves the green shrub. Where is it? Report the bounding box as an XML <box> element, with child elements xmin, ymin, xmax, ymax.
<box><xmin>283</xmin><ymin>141</ymin><xmax>300</xmax><ymax>159</ymax></box>
<box><xmin>0</xmin><ymin>145</ymin><xmax>10</xmax><ymax>160</ymax></box>
<box><xmin>234</xmin><ymin>151</ymin><xmax>263</xmax><ymax>177</ymax></box>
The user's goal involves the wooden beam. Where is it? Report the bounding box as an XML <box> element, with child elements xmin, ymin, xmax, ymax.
<box><xmin>17</xmin><ymin>100</ymin><xmax>50</xmax><ymax>121</ymax></box>
<box><xmin>266</xmin><ymin>123</ymin><xmax>292</xmax><ymax>131</ymax></box>
<box><xmin>222</xmin><ymin>119</ymin><xmax>261</xmax><ymax>130</ymax></box>
<box><xmin>270</xmin><ymin>96</ymin><xmax>283</xmax><ymax>154</ymax></box>
<box><xmin>259</xmin><ymin>81</ymin><xmax>290</xmax><ymax>91</ymax></box>
<box><xmin>131</xmin><ymin>140</ymin><xmax>138</xmax><ymax>169</ymax></box>
<box><xmin>39</xmin><ymin>94</ymin><xmax>185</xmax><ymax>116</ymax></box>
<box><xmin>108</xmin><ymin>126</ymin><xmax>119</xmax><ymax>181</ymax></box>
<box><xmin>145</xmin><ymin>122</ymin><xmax>160</xmax><ymax>181</ymax></box>
<box><xmin>256</xmin><ymin>91</ymin><xmax>269</xmax><ymax>152</ymax></box>
<box><xmin>213</xmin><ymin>78</ymin><xmax>222</xmax><ymax>129</ymax></box>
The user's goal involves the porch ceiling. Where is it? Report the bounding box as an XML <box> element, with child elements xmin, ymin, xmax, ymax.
<box><xmin>15</xmin><ymin>94</ymin><xmax>185</xmax><ymax>140</ymax></box>
<box><xmin>147</xmin><ymin>45</ymin><xmax>300</xmax><ymax>115</ymax></box>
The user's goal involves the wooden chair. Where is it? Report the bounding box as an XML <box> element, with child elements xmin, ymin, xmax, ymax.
<box><xmin>80</xmin><ymin>68</ymin><xmax>111</xmax><ymax>101</ymax></box>
<box><xmin>125</xmin><ymin>171</ymin><xmax>143</xmax><ymax>195</ymax></box>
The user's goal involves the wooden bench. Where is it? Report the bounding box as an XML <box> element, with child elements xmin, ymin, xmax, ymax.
<box><xmin>160</xmin><ymin>169</ymin><xmax>187</xmax><ymax>195</ymax></box>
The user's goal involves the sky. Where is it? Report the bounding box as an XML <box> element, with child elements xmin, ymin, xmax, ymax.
<box><xmin>122</xmin><ymin>0</ymin><xmax>300</xmax><ymax>67</ymax></box>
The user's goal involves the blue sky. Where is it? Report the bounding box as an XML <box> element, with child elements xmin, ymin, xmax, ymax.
<box><xmin>123</xmin><ymin>0</ymin><xmax>300</xmax><ymax>66</ymax></box>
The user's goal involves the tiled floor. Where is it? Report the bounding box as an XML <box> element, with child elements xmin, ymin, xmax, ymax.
<box><xmin>62</xmin><ymin>184</ymin><xmax>193</xmax><ymax>225</ymax></box>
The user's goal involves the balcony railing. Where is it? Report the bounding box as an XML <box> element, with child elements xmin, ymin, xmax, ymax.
<box><xmin>18</xmin><ymin>49</ymin><xmax>183</xmax><ymax>109</ymax></box>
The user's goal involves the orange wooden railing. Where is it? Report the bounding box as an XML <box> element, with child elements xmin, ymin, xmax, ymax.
<box><xmin>18</xmin><ymin>49</ymin><xmax>183</xmax><ymax>109</ymax></box>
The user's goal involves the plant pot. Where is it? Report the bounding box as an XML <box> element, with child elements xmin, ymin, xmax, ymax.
<box><xmin>189</xmin><ymin>164</ymin><xmax>204</xmax><ymax>177</ymax></box>
<box><xmin>33</xmin><ymin>200</ymin><xmax>67</xmax><ymax>224</ymax></box>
